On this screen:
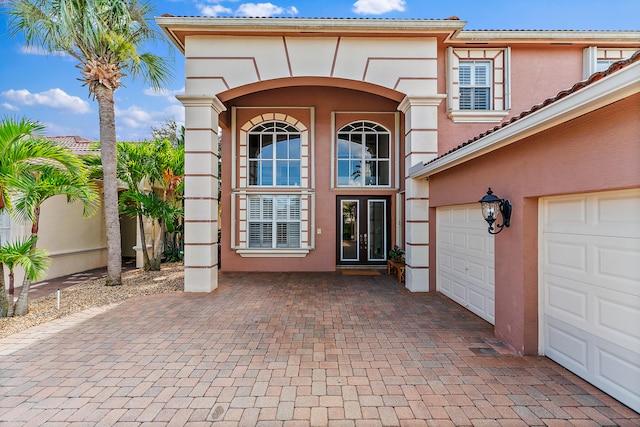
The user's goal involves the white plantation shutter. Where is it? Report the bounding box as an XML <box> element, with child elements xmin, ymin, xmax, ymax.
<box><xmin>248</xmin><ymin>195</ymin><xmax>301</xmax><ymax>248</ymax></box>
<box><xmin>459</xmin><ymin>61</ymin><xmax>491</xmax><ymax>111</ymax></box>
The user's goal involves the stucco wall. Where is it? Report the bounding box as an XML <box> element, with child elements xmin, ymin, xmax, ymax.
<box><xmin>37</xmin><ymin>194</ymin><xmax>108</xmax><ymax>279</ymax></box>
<box><xmin>221</xmin><ymin>85</ymin><xmax>403</xmax><ymax>272</ymax></box>
<box><xmin>427</xmin><ymin>93</ymin><xmax>640</xmax><ymax>354</ymax></box>
<box><xmin>3</xmin><ymin>193</ymin><xmax>108</xmax><ymax>290</ymax></box>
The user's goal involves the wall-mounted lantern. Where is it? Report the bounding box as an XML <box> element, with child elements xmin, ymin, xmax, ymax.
<box><xmin>479</xmin><ymin>188</ymin><xmax>512</xmax><ymax>235</ymax></box>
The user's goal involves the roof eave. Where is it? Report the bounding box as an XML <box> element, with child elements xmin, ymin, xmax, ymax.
<box><xmin>156</xmin><ymin>16</ymin><xmax>468</xmax><ymax>52</ymax></box>
<box><xmin>409</xmin><ymin>60</ymin><xmax>640</xmax><ymax>179</ymax></box>
<box><xmin>450</xmin><ymin>30</ymin><xmax>640</xmax><ymax>44</ymax></box>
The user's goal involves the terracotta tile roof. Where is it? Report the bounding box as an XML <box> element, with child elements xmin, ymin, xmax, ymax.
<box><xmin>432</xmin><ymin>49</ymin><xmax>640</xmax><ymax>163</ymax></box>
<box><xmin>46</xmin><ymin>136</ymin><xmax>98</xmax><ymax>156</ymax></box>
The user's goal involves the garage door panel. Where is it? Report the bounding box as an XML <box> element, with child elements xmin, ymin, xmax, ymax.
<box><xmin>452</xmin><ymin>281</ymin><xmax>468</xmax><ymax>301</ymax></box>
<box><xmin>595</xmin><ymin>193</ymin><xmax>640</xmax><ymax>238</ymax></box>
<box><xmin>468</xmin><ymin>290</ymin><xmax>494</xmax><ymax>324</ymax></box>
<box><xmin>596</xmin><ymin>346</ymin><xmax>640</xmax><ymax>405</ymax></box>
<box><xmin>545</xmin><ymin>190</ymin><xmax>640</xmax><ymax>238</ymax></box>
<box><xmin>545</xmin><ymin>275</ymin><xmax>588</xmax><ymax>323</ymax></box>
<box><xmin>451</xmin><ymin>231</ymin><xmax>468</xmax><ymax>249</ymax></box>
<box><xmin>437</xmin><ymin>205</ymin><xmax>495</xmax><ymax>325</ymax></box>
<box><xmin>596</xmin><ymin>242</ymin><xmax>640</xmax><ymax>291</ymax></box>
<box><xmin>545</xmin><ymin>234</ymin><xmax>640</xmax><ymax>294</ymax></box>
<box><xmin>468</xmin><ymin>260</ymin><xmax>487</xmax><ymax>283</ymax></box>
<box><xmin>546</xmin><ymin>319</ymin><xmax>590</xmax><ymax>374</ymax></box>
<box><xmin>542</xmin><ymin>189</ymin><xmax>640</xmax><ymax>413</ymax></box>
<box><xmin>544</xmin><ymin>197</ymin><xmax>587</xmax><ymax>231</ymax></box>
<box><xmin>596</xmin><ymin>293</ymin><xmax>640</xmax><ymax>351</ymax></box>
<box><xmin>451</xmin><ymin>254</ymin><xmax>467</xmax><ymax>274</ymax></box>
<box><xmin>546</xmin><ymin>273</ymin><xmax>640</xmax><ymax>353</ymax></box>
<box><xmin>451</xmin><ymin>208</ymin><xmax>468</xmax><ymax>223</ymax></box>
<box><xmin>545</xmin><ymin>239</ymin><xmax>587</xmax><ymax>274</ymax></box>
<box><xmin>439</xmin><ymin>275</ymin><xmax>453</xmax><ymax>295</ymax></box>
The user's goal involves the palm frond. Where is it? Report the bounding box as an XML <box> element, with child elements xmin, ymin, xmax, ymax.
<box><xmin>0</xmin><ymin>235</ymin><xmax>50</xmax><ymax>281</ymax></box>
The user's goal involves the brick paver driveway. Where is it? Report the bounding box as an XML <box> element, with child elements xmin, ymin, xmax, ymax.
<box><xmin>1</xmin><ymin>272</ymin><xmax>638</xmax><ymax>426</ymax></box>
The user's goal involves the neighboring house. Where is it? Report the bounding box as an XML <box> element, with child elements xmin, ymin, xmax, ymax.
<box><xmin>3</xmin><ymin>136</ymin><xmax>108</xmax><ymax>282</ymax></box>
<box><xmin>156</xmin><ymin>16</ymin><xmax>640</xmax><ymax>411</ymax></box>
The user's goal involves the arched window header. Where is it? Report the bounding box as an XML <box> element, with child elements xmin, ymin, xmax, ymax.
<box><xmin>250</xmin><ymin>121</ymin><xmax>301</xmax><ymax>134</ymax></box>
<box><xmin>338</xmin><ymin>121</ymin><xmax>389</xmax><ymax>134</ymax></box>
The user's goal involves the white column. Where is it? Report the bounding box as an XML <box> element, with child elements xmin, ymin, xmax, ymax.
<box><xmin>398</xmin><ymin>96</ymin><xmax>445</xmax><ymax>292</ymax></box>
<box><xmin>178</xmin><ymin>95</ymin><xmax>226</xmax><ymax>292</ymax></box>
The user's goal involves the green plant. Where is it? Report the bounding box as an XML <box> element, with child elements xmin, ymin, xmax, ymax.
<box><xmin>389</xmin><ymin>245</ymin><xmax>405</xmax><ymax>261</ymax></box>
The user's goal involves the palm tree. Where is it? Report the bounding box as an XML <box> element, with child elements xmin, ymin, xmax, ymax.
<box><xmin>0</xmin><ymin>116</ymin><xmax>85</xmax><ymax>317</ymax></box>
<box><xmin>8</xmin><ymin>169</ymin><xmax>99</xmax><ymax>316</ymax></box>
<box><xmin>9</xmin><ymin>0</ymin><xmax>173</xmax><ymax>286</ymax></box>
<box><xmin>117</xmin><ymin>141</ymin><xmax>157</xmax><ymax>270</ymax></box>
<box><xmin>0</xmin><ymin>236</ymin><xmax>50</xmax><ymax>317</ymax></box>
<box><xmin>119</xmin><ymin>189</ymin><xmax>182</xmax><ymax>270</ymax></box>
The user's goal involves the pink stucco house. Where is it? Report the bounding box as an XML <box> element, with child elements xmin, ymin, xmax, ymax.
<box><xmin>156</xmin><ymin>16</ymin><xmax>640</xmax><ymax>411</ymax></box>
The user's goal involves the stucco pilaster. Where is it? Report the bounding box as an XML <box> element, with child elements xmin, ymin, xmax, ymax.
<box><xmin>398</xmin><ymin>95</ymin><xmax>445</xmax><ymax>292</ymax></box>
<box><xmin>178</xmin><ymin>95</ymin><xmax>226</xmax><ymax>292</ymax></box>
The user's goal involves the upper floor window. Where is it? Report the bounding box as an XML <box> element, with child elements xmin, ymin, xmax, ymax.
<box><xmin>337</xmin><ymin>121</ymin><xmax>390</xmax><ymax>187</ymax></box>
<box><xmin>459</xmin><ymin>61</ymin><xmax>491</xmax><ymax>110</ymax></box>
<box><xmin>583</xmin><ymin>47</ymin><xmax>637</xmax><ymax>78</ymax></box>
<box><xmin>447</xmin><ymin>47</ymin><xmax>511</xmax><ymax>123</ymax></box>
<box><xmin>248</xmin><ymin>121</ymin><xmax>301</xmax><ymax>187</ymax></box>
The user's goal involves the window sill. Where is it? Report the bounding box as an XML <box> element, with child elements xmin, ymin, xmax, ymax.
<box><xmin>236</xmin><ymin>248</ymin><xmax>310</xmax><ymax>258</ymax></box>
<box><xmin>447</xmin><ymin>110</ymin><xmax>509</xmax><ymax>123</ymax></box>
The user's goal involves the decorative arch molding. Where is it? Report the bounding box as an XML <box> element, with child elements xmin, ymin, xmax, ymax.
<box><xmin>218</xmin><ymin>77</ymin><xmax>406</xmax><ymax>103</ymax></box>
<box><xmin>240</xmin><ymin>112</ymin><xmax>308</xmax><ymax>133</ymax></box>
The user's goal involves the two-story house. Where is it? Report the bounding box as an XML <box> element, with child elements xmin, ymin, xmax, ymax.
<box><xmin>156</xmin><ymin>16</ymin><xmax>640</xmax><ymax>412</ymax></box>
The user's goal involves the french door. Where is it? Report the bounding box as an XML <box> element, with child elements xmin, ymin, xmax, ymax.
<box><xmin>337</xmin><ymin>196</ymin><xmax>390</xmax><ymax>266</ymax></box>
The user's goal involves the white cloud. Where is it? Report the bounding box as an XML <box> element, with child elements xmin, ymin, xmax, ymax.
<box><xmin>1</xmin><ymin>102</ymin><xmax>19</xmax><ymax>111</ymax></box>
<box><xmin>42</xmin><ymin>121</ymin><xmax>91</xmax><ymax>138</ymax></box>
<box><xmin>143</xmin><ymin>87</ymin><xmax>185</xmax><ymax>104</ymax></box>
<box><xmin>196</xmin><ymin>3</ymin><xmax>233</xmax><ymax>16</ymax></box>
<box><xmin>353</xmin><ymin>0</ymin><xmax>406</xmax><ymax>14</ymax></box>
<box><xmin>236</xmin><ymin>3</ymin><xmax>298</xmax><ymax>17</ymax></box>
<box><xmin>0</xmin><ymin>88</ymin><xmax>91</xmax><ymax>114</ymax></box>
<box><xmin>115</xmin><ymin>104</ymin><xmax>185</xmax><ymax>134</ymax></box>
<box><xmin>19</xmin><ymin>45</ymin><xmax>68</xmax><ymax>57</ymax></box>
<box><xmin>116</xmin><ymin>105</ymin><xmax>155</xmax><ymax>129</ymax></box>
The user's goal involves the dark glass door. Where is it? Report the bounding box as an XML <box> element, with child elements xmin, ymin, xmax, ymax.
<box><xmin>337</xmin><ymin>196</ymin><xmax>390</xmax><ymax>266</ymax></box>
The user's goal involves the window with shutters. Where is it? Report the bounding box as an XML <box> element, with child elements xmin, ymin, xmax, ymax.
<box><xmin>0</xmin><ymin>211</ymin><xmax>10</xmax><ymax>246</ymax></box>
<box><xmin>248</xmin><ymin>195</ymin><xmax>301</xmax><ymax>248</ymax></box>
<box><xmin>446</xmin><ymin>47</ymin><xmax>511</xmax><ymax>123</ymax></box>
<box><xmin>459</xmin><ymin>61</ymin><xmax>491</xmax><ymax>110</ymax></box>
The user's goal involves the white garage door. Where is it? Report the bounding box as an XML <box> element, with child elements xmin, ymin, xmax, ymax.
<box><xmin>437</xmin><ymin>204</ymin><xmax>495</xmax><ymax>324</ymax></box>
<box><xmin>541</xmin><ymin>189</ymin><xmax>640</xmax><ymax>413</ymax></box>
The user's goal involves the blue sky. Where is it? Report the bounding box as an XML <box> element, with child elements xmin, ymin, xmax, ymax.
<box><xmin>0</xmin><ymin>0</ymin><xmax>638</xmax><ymax>141</ymax></box>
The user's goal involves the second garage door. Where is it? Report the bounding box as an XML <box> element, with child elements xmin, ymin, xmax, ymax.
<box><xmin>541</xmin><ymin>189</ymin><xmax>640</xmax><ymax>413</ymax></box>
<box><xmin>436</xmin><ymin>204</ymin><xmax>495</xmax><ymax>324</ymax></box>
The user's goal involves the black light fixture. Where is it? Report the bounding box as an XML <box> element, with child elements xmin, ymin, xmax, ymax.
<box><xmin>479</xmin><ymin>188</ymin><xmax>512</xmax><ymax>235</ymax></box>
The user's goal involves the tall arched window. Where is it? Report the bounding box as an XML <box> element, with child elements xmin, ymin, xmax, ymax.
<box><xmin>248</xmin><ymin>121</ymin><xmax>301</xmax><ymax>187</ymax></box>
<box><xmin>337</xmin><ymin>121</ymin><xmax>390</xmax><ymax>187</ymax></box>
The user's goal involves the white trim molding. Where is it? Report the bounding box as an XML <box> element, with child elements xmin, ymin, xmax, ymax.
<box><xmin>236</xmin><ymin>249</ymin><xmax>310</xmax><ymax>258</ymax></box>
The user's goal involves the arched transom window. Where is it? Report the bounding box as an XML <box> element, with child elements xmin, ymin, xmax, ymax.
<box><xmin>249</xmin><ymin>121</ymin><xmax>301</xmax><ymax>187</ymax></box>
<box><xmin>337</xmin><ymin>121</ymin><xmax>390</xmax><ymax>187</ymax></box>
